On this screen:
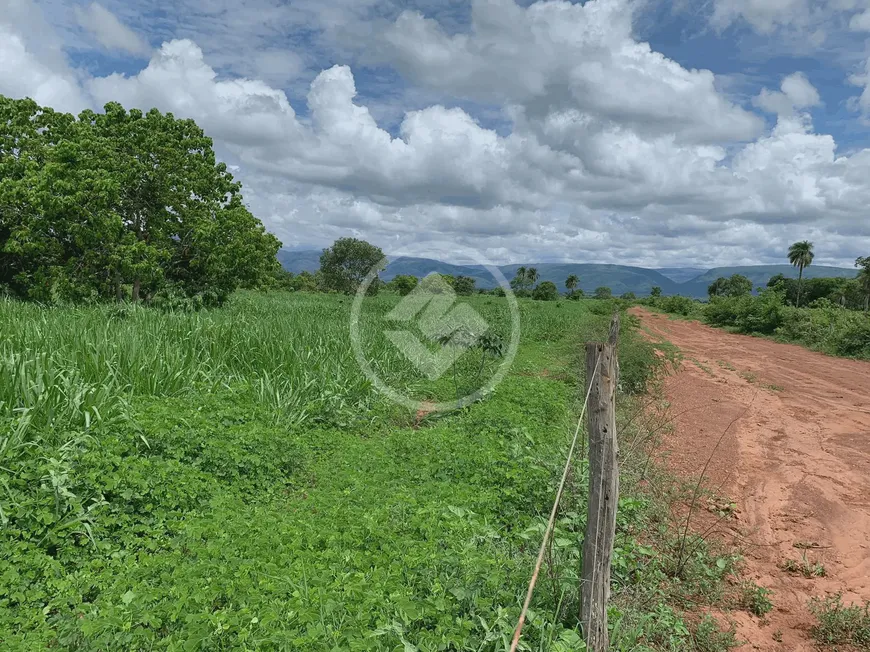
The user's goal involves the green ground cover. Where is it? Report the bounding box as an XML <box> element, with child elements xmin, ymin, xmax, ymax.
<box><xmin>1</xmin><ymin>293</ymin><xmax>738</xmax><ymax>650</ymax></box>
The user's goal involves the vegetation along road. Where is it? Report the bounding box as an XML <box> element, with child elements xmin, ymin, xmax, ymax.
<box><xmin>634</xmin><ymin>307</ymin><xmax>870</xmax><ymax>651</ymax></box>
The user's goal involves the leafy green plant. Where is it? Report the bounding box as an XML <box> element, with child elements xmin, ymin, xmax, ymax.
<box><xmin>737</xmin><ymin>581</ymin><xmax>773</xmax><ymax>617</ymax></box>
<box><xmin>692</xmin><ymin>614</ymin><xmax>739</xmax><ymax>652</ymax></box>
<box><xmin>809</xmin><ymin>593</ymin><xmax>870</xmax><ymax>648</ymax></box>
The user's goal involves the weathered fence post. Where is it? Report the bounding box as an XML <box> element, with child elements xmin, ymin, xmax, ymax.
<box><xmin>580</xmin><ymin>313</ymin><xmax>620</xmax><ymax>651</ymax></box>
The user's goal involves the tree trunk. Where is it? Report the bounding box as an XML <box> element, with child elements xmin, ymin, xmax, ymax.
<box><xmin>796</xmin><ymin>267</ymin><xmax>804</xmax><ymax>308</ymax></box>
<box><xmin>132</xmin><ymin>276</ymin><xmax>141</xmax><ymax>302</ymax></box>
<box><xmin>114</xmin><ymin>271</ymin><xmax>123</xmax><ymax>302</ymax></box>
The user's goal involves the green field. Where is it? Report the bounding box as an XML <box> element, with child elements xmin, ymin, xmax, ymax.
<box><xmin>0</xmin><ymin>293</ymin><xmax>736</xmax><ymax>651</ymax></box>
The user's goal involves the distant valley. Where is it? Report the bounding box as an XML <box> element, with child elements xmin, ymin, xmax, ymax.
<box><xmin>277</xmin><ymin>250</ymin><xmax>858</xmax><ymax>298</ymax></box>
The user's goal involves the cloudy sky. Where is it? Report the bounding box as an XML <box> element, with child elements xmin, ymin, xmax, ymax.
<box><xmin>3</xmin><ymin>0</ymin><xmax>870</xmax><ymax>267</ymax></box>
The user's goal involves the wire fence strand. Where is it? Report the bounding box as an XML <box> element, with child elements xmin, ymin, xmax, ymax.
<box><xmin>508</xmin><ymin>352</ymin><xmax>603</xmax><ymax>652</ymax></box>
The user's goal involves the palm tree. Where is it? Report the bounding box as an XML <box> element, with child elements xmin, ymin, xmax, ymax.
<box><xmin>526</xmin><ymin>267</ymin><xmax>539</xmax><ymax>289</ymax></box>
<box><xmin>511</xmin><ymin>266</ymin><xmax>529</xmax><ymax>294</ymax></box>
<box><xmin>788</xmin><ymin>241</ymin><xmax>815</xmax><ymax>307</ymax></box>
<box><xmin>565</xmin><ymin>274</ymin><xmax>579</xmax><ymax>295</ymax></box>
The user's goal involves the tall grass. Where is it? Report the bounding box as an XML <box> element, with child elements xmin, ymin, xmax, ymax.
<box><xmin>0</xmin><ymin>292</ymin><xmax>612</xmax><ymax>433</ymax></box>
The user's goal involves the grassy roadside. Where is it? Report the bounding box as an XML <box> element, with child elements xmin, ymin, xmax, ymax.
<box><xmin>1</xmin><ymin>295</ymin><xmax>743</xmax><ymax>650</ymax></box>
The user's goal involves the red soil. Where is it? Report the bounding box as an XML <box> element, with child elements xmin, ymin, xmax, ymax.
<box><xmin>632</xmin><ymin>308</ymin><xmax>870</xmax><ymax>651</ymax></box>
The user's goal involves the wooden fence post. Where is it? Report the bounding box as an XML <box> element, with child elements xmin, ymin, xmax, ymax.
<box><xmin>580</xmin><ymin>313</ymin><xmax>620</xmax><ymax>651</ymax></box>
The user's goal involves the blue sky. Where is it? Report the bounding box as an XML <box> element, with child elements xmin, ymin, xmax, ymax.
<box><xmin>3</xmin><ymin>0</ymin><xmax>870</xmax><ymax>268</ymax></box>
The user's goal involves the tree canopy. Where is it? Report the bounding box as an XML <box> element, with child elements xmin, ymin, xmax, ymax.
<box><xmin>708</xmin><ymin>274</ymin><xmax>752</xmax><ymax>298</ymax></box>
<box><xmin>319</xmin><ymin>237</ymin><xmax>385</xmax><ymax>294</ymax></box>
<box><xmin>0</xmin><ymin>96</ymin><xmax>280</xmax><ymax>305</ymax></box>
<box><xmin>453</xmin><ymin>275</ymin><xmax>476</xmax><ymax>296</ymax></box>
<box><xmin>532</xmin><ymin>280</ymin><xmax>559</xmax><ymax>301</ymax></box>
<box><xmin>389</xmin><ymin>275</ymin><xmax>419</xmax><ymax>296</ymax></box>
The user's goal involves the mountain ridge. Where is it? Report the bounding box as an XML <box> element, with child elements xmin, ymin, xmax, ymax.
<box><xmin>277</xmin><ymin>250</ymin><xmax>858</xmax><ymax>298</ymax></box>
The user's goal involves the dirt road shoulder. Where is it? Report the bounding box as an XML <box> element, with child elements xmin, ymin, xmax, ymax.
<box><xmin>632</xmin><ymin>308</ymin><xmax>870</xmax><ymax>651</ymax></box>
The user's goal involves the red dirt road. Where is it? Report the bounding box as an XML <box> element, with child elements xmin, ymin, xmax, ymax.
<box><xmin>632</xmin><ymin>308</ymin><xmax>870</xmax><ymax>650</ymax></box>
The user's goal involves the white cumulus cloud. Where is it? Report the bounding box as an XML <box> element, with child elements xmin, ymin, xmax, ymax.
<box><xmin>1</xmin><ymin>0</ymin><xmax>869</xmax><ymax>267</ymax></box>
<box><xmin>754</xmin><ymin>72</ymin><xmax>822</xmax><ymax>115</ymax></box>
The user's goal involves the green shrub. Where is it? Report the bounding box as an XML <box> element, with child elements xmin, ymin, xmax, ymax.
<box><xmin>704</xmin><ymin>291</ymin><xmax>783</xmax><ymax>335</ymax></box>
<box><xmin>809</xmin><ymin>594</ymin><xmax>870</xmax><ymax>648</ymax></box>
<box><xmin>776</xmin><ymin>304</ymin><xmax>870</xmax><ymax>358</ymax></box>
<box><xmin>737</xmin><ymin>581</ymin><xmax>773</xmax><ymax>617</ymax></box>
<box><xmin>655</xmin><ymin>295</ymin><xmax>701</xmax><ymax>317</ymax></box>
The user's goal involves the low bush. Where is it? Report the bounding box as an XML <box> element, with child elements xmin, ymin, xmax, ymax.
<box><xmin>777</xmin><ymin>303</ymin><xmax>870</xmax><ymax>357</ymax></box>
<box><xmin>809</xmin><ymin>594</ymin><xmax>870</xmax><ymax>648</ymax></box>
<box><xmin>656</xmin><ymin>295</ymin><xmax>702</xmax><ymax>317</ymax></box>
<box><xmin>704</xmin><ymin>291</ymin><xmax>784</xmax><ymax>335</ymax></box>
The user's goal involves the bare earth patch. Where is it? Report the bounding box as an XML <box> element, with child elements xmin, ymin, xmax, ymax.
<box><xmin>632</xmin><ymin>308</ymin><xmax>870</xmax><ymax>651</ymax></box>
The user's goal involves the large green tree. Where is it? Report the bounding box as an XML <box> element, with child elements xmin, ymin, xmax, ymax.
<box><xmin>389</xmin><ymin>275</ymin><xmax>419</xmax><ymax>296</ymax></box>
<box><xmin>319</xmin><ymin>237</ymin><xmax>385</xmax><ymax>294</ymax></box>
<box><xmin>708</xmin><ymin>274</ymin><xmax>752</xmax><ymax>298</ymax></box>
<box><xmin>788</xmin><ymin>241</ymin><xmax>815</xmax><ymax>308</ymax></box>
<box><xmin>453</xmin><ymin>275</ymin><xmax>475</xmax><ymax>296</ymax></box>
<box><xmin>532</xmin><ymin>281</ymin><xmax>558</xmax><ymax>301</ymax></box>
<box><xmin>0</xmin><ymin>96</ymin><xmax>280</xmax><ymax>304</ymax></box>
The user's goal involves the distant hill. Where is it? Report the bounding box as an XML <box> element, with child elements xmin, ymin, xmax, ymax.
<box><xmin>654</xmin><ymin>268</ymin><xmax>707</xmax><ymax>283</ymax></box>
<box><xmin>276</xmin><ymin>251</ymin><xmax>857</xmax><ymax>298</ymax></box>
<box><xmin>277</xmin><ymin>250</ymin><xmax>322</xmax><ymax>274</ymax></box>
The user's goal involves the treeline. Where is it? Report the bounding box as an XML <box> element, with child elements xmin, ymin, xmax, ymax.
<box><xmin>280</xmin><ymin>238</ymin><xmax>628</xmax><ymax>302</ymax></box>
<box><xmin>645</xmin><ymin>284</ymin><xmax>870</xmax><ymax>359</ymax></box>
<box><xmin>643</xmin><ymin>242</ymin><xmax>870</xmax><ymax>358</ymax></box>
<box><xmin>0</xmin><ymin>96</ymin><xmax>281</xmax><ymax>306</ymax></box>
<box><xmin>704</xmin><ymin>272</ymin><xmax>869</xmax><ymax>311</ymax></box>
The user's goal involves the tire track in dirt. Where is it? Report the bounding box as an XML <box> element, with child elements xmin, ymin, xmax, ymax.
<box><xmin>632</xmin><ymin>308</ymin><xmax>870</xmax><ymax>651</ymax></box>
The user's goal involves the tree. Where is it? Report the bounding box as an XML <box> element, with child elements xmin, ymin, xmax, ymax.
<box><xmin>319</xmin><ymin>237</ymin><xmax>385</xmax><ymax>294</ymax></box>
<box><xmin>650</xmin><ymin>286</ymin><xmax>662</xmax><ymax>298</ymax></box>
<box><xmin>453</xmin><ymin>275</ymin><xmax>476</xmax><ymax>296</ymax></box>
<box><xmin>511</xmin><ymin>267</ymin><xmax>531</xmax><ymax>297</ymax></box>
<box><xmin>532</xmin><ymin>280</ymin><xmax>559</xmax><ymax>301</ymax></box>
<box><xmin>708</xmin><ymin>274</ymin><xmax>752</xmax><ymax>298</ymax></box>
<box><xmin>594</xmin><ymin>286</ymin><xmax>612</xmax><ymax>300</ymax></box>
<box><xmin>0</xmin><ymin>96</ymin><xmax>280</xmax><ymax>304</ymax></box>
<box><xmin>565</xmin><ymin>274</ymin><xmax>579</xmax><ymax>295</ymax></box>
<box><xmin>511</xmin><ymin>267</ymin><xmax>531</xmax><ymax>294</ymax></box>
<box><xmin>788</xmin><ymin>240</ymin><xmax>815</xmax><ymax>308</ymax></box>
<box><xmin>390</xmin><ymin>275</ymin><xmax>418</xmax><ymax>296</ymax></box>
<box><xmin>620</xmin><ymin>291</ymin><xmax>637</xmax><ymax>301</ymax></box>
<box><xmin>526</xmin><ymin>267</ymin><xmax>539</xmax><ymax>287</ymax></box>
<box><xmin>857</xmin><ymin>257</ymin><xmax>870</xmax><ymax>311</ymax></box>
